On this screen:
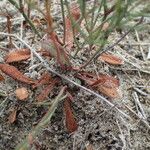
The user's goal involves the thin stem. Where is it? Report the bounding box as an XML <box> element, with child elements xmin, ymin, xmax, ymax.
<box><xmin>8</xmin><ymin>0</ymin><xmax>42</xmax><ymax>38</ymax></box>
<box><xmin>60</xmin><ymin>0</ymin><xmax>66</xmax><ymax>44</ymax></box>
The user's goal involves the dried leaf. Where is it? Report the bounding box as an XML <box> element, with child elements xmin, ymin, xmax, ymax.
<box><xmin>33</xmin><ymin>72</ymin><xmax>52</xmax><ymax>89</ymax></box>
<box><xmin>8</xmin><ymin>109</ymin><xmax>17</xmax><ymax>123</ymax></box>
<box><xmin>36</xmin><ymin>78</ymin><xmax>59</xmax><ymax>102</ymax></box>
<box><xmin>99</xmin><ymin>53</ymin><xmax>124</xmax><ymax>65</ymax></box>
<box><xmin>0</xmin><ymin>73</ymin><xmax>4</xmax><ymax>81</ymax></box>
<box><xmin>92</xmin><ymin>74</ymin><xmax>121</xmax><ymax>98</ymax></box>
<box><xmin>92</xmin><ymin>74</ymin><xmax>119</xmax><ymax>87</ymax></box>
<box><xmin>16</xmin><ymin>87</ymin><xmax>29</xmax><ymax>101</ymax></box>
<box><xmin>65</xmin><ymin>3</ymin><xmax>81</xmax><ymax>50</ymax></box>
<box><xmin>98</xmin><ymin>85</ymin><xmax>122</xmax><ymax>98</ymax></box>
<box><xmin>76</xmin><ymin>72</ymin><xmax>97</xmax><ymax>85</ymax></box>
<box><xmin>64</xmin><ymin>99</ymin><xmax>78</xmax><ymax>133</ymax></box>
<box><xmin>41</xmin><ymin>32</ymin><xmax>71</xmax><ymax>68</ymax></box>
<box><xmin>5</xmin><ymin>49</ymin><xmax>30</xmax><ymax>63</ymax></box>
<box><xmin>0</xmin><ymin>63</ymin><xmax>34</xmax><ymax>84</ymax></box>
<box><xmin>78</xmin><ymin>72</ymin><xmax>122</xmax><ymax>99</ymax></box>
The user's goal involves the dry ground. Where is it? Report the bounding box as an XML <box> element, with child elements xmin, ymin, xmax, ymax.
<box><xmin>0</xmin><ymin>0</ymin><xmax>150</xmax><ymax>150</ymax></box>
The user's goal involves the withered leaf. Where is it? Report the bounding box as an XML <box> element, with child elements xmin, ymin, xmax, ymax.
<box><xmin>98</xmin><ymin>85</ymin><xmax>122</xmax><ymax>99</ymax></box>
<box><xmin>0</xmin><ymin>63</ymin><xmax>34</xmax><ymax>84</ymax></box>
<box><xmin>0</xmin><ymin>73</ymin><xmax>4</xmax><ymax>81</ymax></box>
<box><xmin>92</xmin><ymin>74</ymin><xmax>119</xmax><ymax>87</ymax></box>
<box><xmin>16</xmin><ymin>87</ymin><xmax>29</xmax><ymax>101</ymax></box>
<box><xmin>65</xmin><ymin>3</ymin><xmax>81</xmax><ymax>50</ymax></box>
<box><xmin>99</xmin><ymin>53</ymin><xmax>124</xmax><ymax>65</ymax></box>
<box><xmin>92</xmin><ymin>74</ymin><xmax>121</xmax><ymax>98</ymax></box>
<box><xmin>33</xmin><ymin>72</ymin><xmax>52</xmax><ymax>89</ymax></box>
<box><xmin>36</xmin><ymin>78</ymin><xmax>59</xmax><ymax>102</ymax></box>
<box><xmin>8</xmin><ymin>109</ymin><xmax>17</xmax><ymax>124</ymax></box>
<box><xmin>5</xmin><ymin>49</ymin><xmax>31</xmax><ymax>63</ymax></box>
<box><xmin>64</xmin><ymin>99</ymin><xmax>78</xmax><ymax>133</ymax></box>
<box><xmin>78</xmin><ymin>72</ymin><xmax>122</xmax><ymax>99</ymax></box>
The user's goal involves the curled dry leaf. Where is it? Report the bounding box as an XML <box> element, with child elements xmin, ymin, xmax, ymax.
<box><xmin>36</xmin><ymin>78</ymin><xmax>59</xmax><ymax>102</ymax></box>
<box><xmin>64</xmin><ymin>99</ymin><xmax>78</xmax><ymax>133</ymax></box>
<box><xmin>5</xmin><ymin>49</ymin><xmax>30</xmax><ymax>63</ymax></box>
<box><xmin>8</xmin><ymin>108</ymin><xmax>17</xmax><ymax>123</ymax></box>
<box><xmin>0</xmin><ymin>64</ymin><xmax>34</xmax><ymax>84</ymax></box>
<box><xmin>99</xmin><ymin>53</ymin><xmax>124</xmax><ymax>65</ymax></box>
<box><xmin>33</xmin><ymin>72</ymin><xmax>52</xmax><ymax>89</ymax></box>
<box><xmin>0</xmin><ymin>73</ymin><xmax>4</xmax><ymax>81</ymax></box>
<box><xmin>65</xmin><ymin>2</ymin><xmax>81</xmax><ymax>50</ymax></box>
<box><xmin>16</xmin><ymin>87</ymin><xmax>29</xmax><ymax>101</ymax></box>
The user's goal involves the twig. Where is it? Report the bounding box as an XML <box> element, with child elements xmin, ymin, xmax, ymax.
<box><xmin>124</xmin><ymin>104</ymin><xmax>150</xmax><ymax>129</ymax></box>
<box><xmin>133</xmin><ymin>87</ymin><xmax>148</xmax><ymax>96</ymax></box>
<box><xmin>81</xmin><ymin>17</ymin><xmax>144</xmax><ymax>69</ymax></box>
<box><xmin>132</xmin><ymin>91</ymin><xmax>147</xmax><ymax>119</ymax></box>
<box><xmin>0</xmin><ymin>32</ymin><xmax>131</xmax><ymax>120</ymax></box>
<box><xmin>135</xmin><ymin>30</ymin><xmax>146</xmax><ymax>60</ymax></box>
<box><xmin>147</xmin><ymin>47</ymin><xmax>150</xmax><ymax>60</ymax></box>
<box><xmin>120</xmin><ymin>42</ymin><xmax>150</xmax><ymax>46</ymax></box>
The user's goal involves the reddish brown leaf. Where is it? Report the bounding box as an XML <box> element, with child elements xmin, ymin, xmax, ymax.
<box><xmin>0</xmin><ymin>63</ymin><xmax>34</xmax><ymax>84</ymax></box>
<box><xmin>98</xmin><ymin>85</ymin><xmax>122</xmax><ymax>98</ymax></box>
<box><xmin>76</xmin><ymin>72</ymin><xmax>97</xmax><ymax>85</ymax></box>
<box><xmin>65</xmin><ymin>3</ymin><xmax>81</xmax><ymax>50</ymax></box>
<box><xmin>77</xmin><ymin>72</ymin><xmax>122</xmax><ymax>99</ymax></box>
<box><xmin>36</xmin><ymin>78</ymin><xmax>59</xmax><ymax>102</ymax></box>
<box><xmin>5</xmin><ymin>49</ymin><xmax>31</xmax><ymax>63</ymax></box>
<box><xmin>64</xmin><ymin>99</ymin><xmax>78</xmax><ymax>133</ymax></box>
<box><xmin>0</xmin><ymin>73</ymin><xmax>4</xmax><ymax>81</ymax></box>
<box><xmin>16</xmin><ymin>87</ymin><xmax>29</xmax><ymax>101</ymax></box>
<box><xmin>99</xmin><ymin>53</ymin><xmax>124</xmax><ymax>65</ymax></box>
<box><xmin>92</xmin><ymin>74</ymin><xmax>121</xmax><ymax>98</ymax></box>
<box><xmin>32</xmin><ymin>72</ymin><xmax>52</xmax><ymax>89</ymax></box>
<box><xmin>8</xmin><ymin>108</ymin><xmax>17</xmax><ymax>123</ymax></box>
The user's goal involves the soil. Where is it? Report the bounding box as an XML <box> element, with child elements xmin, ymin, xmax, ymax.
<box><xmin>0</xmin><ymin>0</ymin><xmax>150</xmax><ymax>150</ymax></box>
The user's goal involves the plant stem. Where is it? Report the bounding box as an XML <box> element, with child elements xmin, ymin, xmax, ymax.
<box><xmin>60</xmin><ymin>0</ymin><xmax>66</xmax><ymax>45</ymax></box>
<box><xmin>8</xmin><ymin>0</ymin><xmax>42</xmax><ymax>38</ymax></box>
